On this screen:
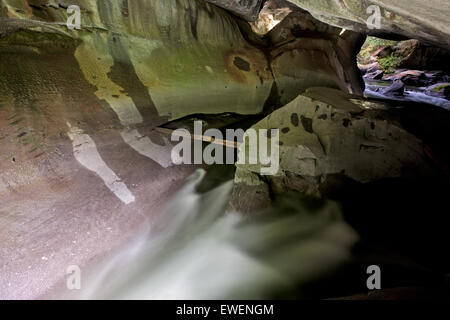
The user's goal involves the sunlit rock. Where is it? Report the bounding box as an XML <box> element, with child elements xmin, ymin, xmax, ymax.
<box><xmin>205</xmin><ymin>0</ymin><xmax>264</xmax><ymax>21</ymax></box>
<box><xmin>249</xmin><ymin>0</ymin><xmax>295</xmax><ymax>35</ymax></box>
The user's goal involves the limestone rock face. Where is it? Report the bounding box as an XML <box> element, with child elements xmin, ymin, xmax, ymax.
<box><xmin>287</xmin><ymin>0</ymin><xmax>450</xmax><ymax>50</ymax></box>
<box><xmin>0</xmin><ymin>0</ymin><xmax>364</xmax><ymax>192</ymax></box>
<box><xmin>231</xmin><ymin>87</ymin><xmax>438</xmax><ymax>211</ymax></box>
<box><xmin>206</xmin><ymin>0</ymin><xmax>450</xmax><ymax>50</ymax></box>
<box><xmin>267</xmin><ymin>9</ymin><xmax>366</xmax><ymax>101</ymax></box>
<box><xmin>0</xmin><ymin>0</ymin><xmax>276</xmax><ymax>123</ymax></box>
<box><xmin>0</xmin><ymin>0</ymin><xmax>364</xmax><ymax>126</ymax></box>
<box><xmin>0</xmin><ymin>0</ymin><xmax>273</xmax><ymax>190</ymax></box>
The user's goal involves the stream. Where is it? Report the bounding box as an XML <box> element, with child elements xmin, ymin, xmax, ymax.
<box><xmin>364</xmin><ymin>80</ymin><xmax>450</xmax><ymax>110</ymax></box>
<box><xmin>65</xmin><ymin>169</ymin><xmax>358</xmax><ymax>300</ymax></box>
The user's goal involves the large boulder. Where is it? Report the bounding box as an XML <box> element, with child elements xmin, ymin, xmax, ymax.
<box><xmin>393</xmin><ymin>40</ymin><xmax>450</xmax><ymax>72</ymax></box>
<box><xmin>231</xmin><ymin>87</ymin><xmax>441</xmax><ymax>212</ymax></box>
<box><xmin>363</xmin><ymin>69</ymin><xmax>383</xmax><ymax>80</ymax></box>
<box><xmin>381</xmin><ymin>79</ymin><xmax>405</xmax><ymax>97</ymax></box>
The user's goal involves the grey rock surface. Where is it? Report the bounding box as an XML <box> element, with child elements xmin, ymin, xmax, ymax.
<box><xmin>205</xmin><ymin>0</ymin><xmax>264</xmax><ymax>21</ymax></box>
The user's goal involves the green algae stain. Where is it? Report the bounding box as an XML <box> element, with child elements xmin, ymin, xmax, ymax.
<box><xmin>0</xmin><ymin>30</ymin><xmax>80</xmax><ymax>49</ymax></box>
<box><xmin>432</xmin><ymin>84</ymin><xmax>449</xmax><ymax>92</ymax></box>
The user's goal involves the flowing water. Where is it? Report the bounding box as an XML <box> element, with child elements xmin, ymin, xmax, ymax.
<box><xmin>365</xmin><ymin>80</ymin><xmax>450</xmax><ymax>110</ymax></box>
<box><xmin>66</xmin><ymin>169</ymin><xmax>358</xmax><ymax>300</ymax></box>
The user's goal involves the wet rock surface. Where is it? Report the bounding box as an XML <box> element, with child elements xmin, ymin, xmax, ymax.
<box><xmin>364</xmin><ymin>69</ymin><xmax>383</xmax><ymax>80</ymax></box>
<box><xmin>426</xmin><ymin>83</ymin><xmax>450</xmax><ymax>100</ymax></box>
<box><xmin>358</xmin><ymin>38</ymin><xmax>450</xmax><ymax>107</ymax></box>
<box><xmin>381</xmin><ymin>79</ymin><xmax>405</xmax><ymax>97</ymax></box>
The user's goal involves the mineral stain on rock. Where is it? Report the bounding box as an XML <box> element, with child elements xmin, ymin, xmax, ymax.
<box><xmin>300</xmin><ymin>115</ymin><xmax>313</xmax><ymax>133</ymax></box>
<box><xmin>290</xmin><ymin>113</ymin><xmax>299</xmax><ymax>127</ymax></box>
<box><xmin>233</xmin><ymin>56</ymin><xmax>251</xmax><ymax>72</ymax></box>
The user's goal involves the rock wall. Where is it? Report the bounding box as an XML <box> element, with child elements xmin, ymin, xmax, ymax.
<box><xmin>394</xmin><ymin>40</ymin><xmax>450</xmax><ymax>72</ymax></box>
<box><xmin>206</xmin><ymin>0</ymin><xmax>450</xmax><ymax>50</ymax></box>
<box><xmin>267</xmin><ymin>9</ymin><xmax>366</xmax><ymax>103</ymax></box>
<box><xmin>286</xmin><ymin>0</ymin><xmax>450</xmax><ymax>50</ymax></box>
<box><xmin>0</xmin><ymin>0</ymin><xmax>364</xmax><ymax>124</ymax></box>
<box><xmin>0</xmin><ymin>0</ymin><xmax>275</xmax><ymax>123</ymax></box>
<box><xmin>0</xmin><ymin>0</ymin><xmax>363</xmax><ymax>189</ymax></box>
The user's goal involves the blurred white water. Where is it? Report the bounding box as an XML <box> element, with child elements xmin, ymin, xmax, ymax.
<box><xmin>365</xmin><ymin>81</ymin><xmax>450</xmax><ymax>110</ymax></box>
<box><xmin>71</xmin><ymin>169</ymin><xmax>358</xmax><ymax>300</ymax></box>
